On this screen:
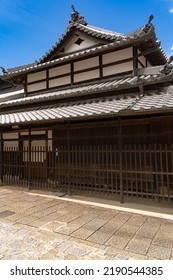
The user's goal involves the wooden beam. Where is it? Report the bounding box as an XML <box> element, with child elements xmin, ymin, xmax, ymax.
<box><xmin>133</xmin><ymin>46</ymin><xmax>138</xmax><ymax>76</ymax></box>
<box><xmin>118</xmin><ymin>117</ymin><xmax>124</xmax><ymax>203</ymax></box>
<box><xmin>0</xmin><ymin>132</ymin><xmax>4</xmax><ymax>185</ymax></box>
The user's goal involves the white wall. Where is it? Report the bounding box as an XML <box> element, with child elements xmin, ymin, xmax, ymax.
<box><xmin>49</xmin><ymin>64</ymin><xmax>70</xmax><ymax>78</ymax></box>
<box><xmin>64</xmin><ymin>33</ymin><xmax>99</xmax><ymax>53</ymax></box>
<box><xmin>27</xmin><ymin>81</ymin><xmax>47</xmax><ymax>92</ymax></box>
<box><xmin>27</xmin><ymin>70</ymin><xmax>46</xmax><ymax>83</ymax></box>
<box><xmin>102</xmin><ymin>48</ymin><xmax>132</xmax><ymax>64</ymax></box>
<box><xmin>74</xmin><ymin>69</ymin><xmax>100</xmax><ymax>83</ymax></box>
<box><xmin>49</xmin><ymin>76</ymin><xmax>71</xmax><ymax>88</ymax></box>
<box><xmin>103</xmin><ymin>61</ymin><xmax>133</xmax><ymax>76</ymax></box>
<box><xmin>74</xmin><ymin>57</ymin><xmax>99</xmax><ymax>71</ymax></box>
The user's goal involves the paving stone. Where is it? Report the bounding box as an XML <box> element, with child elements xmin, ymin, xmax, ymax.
<box><xmin>56</xmin><ymin>213</ymin><xmax>82</xmax><ymax>223</ymax></box>
<box><xmin>55</xmin><ymin>223</ymin><xmax>81</xmax><ymax>235</ymax></box>
<box><xmin>57</xmin><ymin>241</ymin><xmax>73</xmax><ymax>253</ymax></box>
<box><xmin>14</xmin><ymin>215</ymin><xmax>39</xmax><ymax>225</ymax></box>
<box><xmin>87</xmin><ymin>229</ymin><xmax>113</xmax><ymax>245</ymax></box>
<box><xmin>88</xmin><ymin>208</ymin><xmax>106</xmax><ymax>217</ymax></box>
<box><xmin>145</xmin><ymin>217</ymin><xmax>163</xmax><ymax>226</ymax></box>
<box><xmin>152</xmin><ymin>231</ymin><xmax>173</xmax><ymax>249</ymax></box>
<box><xmin>66</xmin><ymin>245</ymin><xmax>92</xmax><ymax>257</ymax></box>
<box><xmin>71</xmin><ymin>227</ymin><xmax>94</xmax><ymax>240</ymax></box>
<box><xmin>106</xmin><ymin>235</ymin><xmax>130</xmax><ymax>249</ymax></box>
<box><xmin>40</xmin><ymin>221</ymin><xmax>67</xmax><ymax>232</ymax></box>
<box><xmin>72</xmin><ymin>214</ymin><xmax>95</xmax><ymax>225</ymax></box>
<box><xmin>84</xmin><ymin>218</ymin><xmax>107</xmax><ymax>231</ymax></box>
<box><xmin>114</xmin><ymin>224</ymin><xmax>139</xmax><ymax>239</ymax></box>
<box><xmin>126</xmin><ymin>215</ymin><xmax>146</xmax><ymax>226</ymax></box>
<box><xmin>0</xmin><ymin>187</ymin><xmax>173</xmax><ymax>260</ymax></box>
<box><xmin>99</xmin><ymin>225</ymin><xmax>117</xmax><ymax>235</ymax></box>
<box><xmin>160</xmin><ymin>219</ymin><xmax>173</xmax><ymax>231</ymax></box>
<box><xmin>114</xmin><ymin>212</ymin><xmax>132</xmax><ymax>222</ymax></box>
<box><xmin>6</xmin><ymin>213</ymin><xmax>25</xmax><ymax>222</ymax></box>
<box><xmin>147</xmin><ymin>245</ymin><xmax>171</xmax><ymax>259</ymax></box>
<box><xmin>136</xmin><ymin>224</ymin><xmax>160</xmax><ymax>239</ymax></box>
<box><xmin>125</xmin><ymin>236</ymin><xmax>152</xmax><ymax>255</ymax></box>
<box><xmin>97</xmin><ymin>210</ymin><xmax>118</xmax><ymax>220</ymax></box>
<box><xmin>0</xmin><ymin>210</ymin><xmax>15</xmax><ymax>218</ymax></box>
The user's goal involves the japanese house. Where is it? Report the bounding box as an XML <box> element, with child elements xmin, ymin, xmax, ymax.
<box><xmin>0</xmin><ymin>6</ymin><xmax>173</xmax><ymax>203</ymax></box>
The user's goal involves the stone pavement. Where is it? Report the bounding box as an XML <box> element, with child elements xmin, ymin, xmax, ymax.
<box><xmin>0</xmin><ymin>187</ymin><xmax>173</xmax><ymax>260</ymax></box>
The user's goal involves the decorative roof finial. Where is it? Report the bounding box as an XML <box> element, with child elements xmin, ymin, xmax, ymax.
<box><xmin>0</xmin><ymin>66</ymin><xmax>9</xmax><ymax>75</ymax></box>
<box><xmin>71</xmin><ymin>5</ymin><xmax>76</xmax><ymax>13</ymax></box>
<box><xmin>143</xmin><ymin>14</ymin><xmax>154</xmax><ymax>33</ymax></box>
<box><xmin>69</xmin><ymin>5</ymin><xmax>87</xmax><ymax>25</ymax></box>
<box><xmin>160</xmin><ymin>55</ymin><xmax>173</xmax><ymax>75</ymax></box>
<box><xmin>148</xmin><ymin>14</ymin><xmax>154</xmax><ymax>24</ymax></box>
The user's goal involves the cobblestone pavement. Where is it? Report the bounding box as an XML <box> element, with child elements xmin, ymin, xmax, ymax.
<box><xmin>0</xmin><ymin>187</ymin><xmax>173</xmax><ymax>260</ymax></box>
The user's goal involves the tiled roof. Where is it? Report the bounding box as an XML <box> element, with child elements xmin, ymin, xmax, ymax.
<box><xmin>1</xmin><ymin>88</ymin><xmax>173</xmax><ymax>125</ymax></box>
<box><xmin>2</xmin><ymin>18</ymin><xmax>167</xmax><ymax>77</ymax></box>
<box><xmin>0</xmin><ymin>86</ymin><xmax>24</xmax><ymax>103</ymax></box>
<box><xmin>38</xmin><ymin>22</ymin><xmax>126</xmax><ymax>63</ymax></box>
<box><xmin>0</xmin><ymin>72</ymin><xmax>173</xmax><ymax>108</ymax></box>
<box><xmin>3</xmin><ymin>32</ymin><xmax>152</xmax><ymax>76</ymax></box>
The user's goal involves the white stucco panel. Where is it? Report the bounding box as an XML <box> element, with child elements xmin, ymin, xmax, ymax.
<box><xmin>74</xmin><ymin>57</ymin><xmax>99</xmax><ymax>72</ymax></box>
<box><xmin>103</xmin><ymin>61</ymin><xmax>133</xmax><ymax>76</ymax></box>
<box><xmin>3</xmin><ymin>132</ymin><xmax>18</xmax><ymax>140</ymax></box>
<box><xmin>64</xmin><ymin>33</ymin><xmax>99</xmax><ymax>54</ymax></box>
<box><xmin>49</xmin><ymin>64</ymin><xmax>70</xmax><ymax>78</ymax></box>
<box><xmin>49</xmin><ymin>75</ymin><xmax>71</xmax><ymax>88</ymax></box>
<box><xmin>27</xmin><ymin>81</ymin><xmax>47</xmax><ymax>92</ymax></box>
<box><xmin>74</xmin><ymin>69</ymin><xmax>100</xmax><ymax>83</ymax></box>
<box><xmin>102</xmin><ymin>48</ymin><xmax>132</xmax><ymax>64</ymax></box>
<box><xmin>27</xmin><ymin>70</ymin><xmax>46</xmax><ymax>83</ymax></box>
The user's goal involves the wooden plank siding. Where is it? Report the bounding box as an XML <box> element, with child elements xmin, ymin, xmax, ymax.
<box><xmin>1</xmin><ymin>116</ymin><xmax>173</xmax><ymax>202</ymax></box>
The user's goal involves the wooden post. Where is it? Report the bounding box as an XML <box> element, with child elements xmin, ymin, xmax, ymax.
<box><xmin>0</xmin><ymin>131</ymin><xmax>4</xmax><ymax>186</ymax></box>
<box><xmin>45</xmin><ymin>129</ymin><xmax>48</xmax><ymax>188</ymax></box>
<box><xmin>67</xmin><ymin>123</ymin><xmax>71</xmax><ymax>195</ymax></box>
<box><xmin>133</xmin><ymin>46</ymin><xmax>138</xmax><ymax>76</ymax></box>
<box><xmin>28</xmin><ymin>127</ymin><xmax>32</xmax><ymax>190</ymax></box>
<box><xmin>118</xmin><ymin>117</ymin><xmax>124</xmax><ymax>203</ymax></box>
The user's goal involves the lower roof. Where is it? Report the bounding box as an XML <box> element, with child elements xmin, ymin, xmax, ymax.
<box><xmin>0</xmin><ymin>88</ymin><xmax>173</xmax><ymax>126</ymax></box>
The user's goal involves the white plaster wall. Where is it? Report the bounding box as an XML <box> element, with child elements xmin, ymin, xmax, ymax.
<box><xmin>138</xmin><ymin>56</ymin><xmax>146</xmax><ymax>67</ymax></box>
<box><xmin>27</xmin><ymin>81</ymin><xmax>47</xmax><ymax>92</ymax></box>
<box><xmin>20</xmin><ymin>132</ymin><xmax>29</xmax><ymax>136</ymax></box>
<box><xmin>27</xmin><ymin>70</ymin><xmax>46</xmax><ymax>83</ymax></box>
<box><xmin>49</xmin><ymin>76</ymin><xmax>71</xmax><ymax>88</ymax></box>
<box><xmin>102</xmin><ymin>48</ymin><xmax>132</xmax><ymax>64</ymax></box>
<box><xmin>103</xmin><ymin>61</ymin><xmax>133</xmax><ymax>76</ymax></box>
<box><xmin>3</xmin><ymin>132</ymin><xmax>18</xmax><ymax>139</ymax></box>
<box><xmin>74</xmin><ymin>57</ymin><xmax>99</xmax><ymax>72</ymax></box>
<box><xmin>74</xmin><ymin>69</ymin><xmax>100</xmax><ymax>83</ymax></box>
<box><xmin>31</xmin><ymin>131</ymin><xmax>46</xmax><ymax>135</ymax></box>
<box><xmin>49</xmin><ymin>64</ymin><xmax>70</xmax><ymax>78</ymax></box>
<box><xmin>64</xmin><ymin>33</ymin><xmax>99</xmax><ymax>53</ymax></box>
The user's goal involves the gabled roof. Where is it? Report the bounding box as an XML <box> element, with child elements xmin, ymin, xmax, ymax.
<box><xmin>3</xmin><ymin>26</ymin><xmax>167</xmax><ymax>78</ymax></box>
<box><xmin>1</xmin><ymin>7</ymin><xmax>168</xmax><ymax>78</ymax></box>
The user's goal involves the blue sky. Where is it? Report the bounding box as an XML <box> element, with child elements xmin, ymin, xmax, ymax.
<box><xmin>0</xmin><ymin>0</ymin><xmax>173</xmax><ymax>70</ymax></box>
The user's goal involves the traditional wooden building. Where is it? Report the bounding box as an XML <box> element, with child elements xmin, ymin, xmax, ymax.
<box><xmin>0</xmin><ymin>7</ymin><xmax>173</xmax><ymax>203</ymax></box>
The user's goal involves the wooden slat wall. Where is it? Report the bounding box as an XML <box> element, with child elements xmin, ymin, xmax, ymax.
<box><xmin>2</xmin><ymin>143</ymin><xmax>173</xmax><ymax>202</ymax></box>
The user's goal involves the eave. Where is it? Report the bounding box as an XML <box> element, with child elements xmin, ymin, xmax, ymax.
<box><xmin>1</xmin><ymin>26</ymin><xmax>167</xmax><ymax>81</ymax></box>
